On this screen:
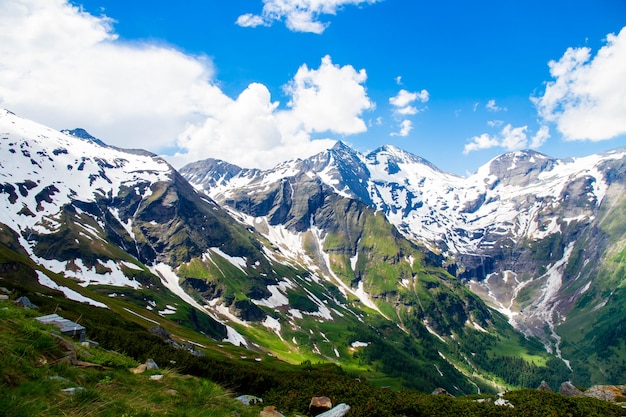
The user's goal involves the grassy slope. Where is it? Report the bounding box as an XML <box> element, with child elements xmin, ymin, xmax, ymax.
<box><xmin>0</xmin><ymin>300</ymin><xmax>262</xmax><ymax>417</ymax></box>
<box><xmin>558</xmin><ymin>193</ymin><xmax>626</xmax><ymax>385</ymax></box>
<box><xmin>1</xmin><ymin>298</ymin><xmax>624</xmax><ymax>417</ymax></box>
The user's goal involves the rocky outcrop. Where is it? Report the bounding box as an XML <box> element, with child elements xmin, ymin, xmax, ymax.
<box><xmin>537</xmin><ymin>381</ymin><xmax>552</xmax><ymax>392</ymax></box>
<box><xmin>583</xmin><ymin>385</ymin><xmax>626</xmax><ymax>402</ymax></box>
<box><xmin>559</xmin><ymin>381</ymin><xmax>584</xmax><ymax>397</ymax></box>
<box><xmin>431</xmin><ymin>388</ymin><xmax>454</xmax><ymax>397</ymax></box>
<box><xmin>316</xmin><ymin>404</ymin><xmax>350</xmax><ymax>417</ymax></box>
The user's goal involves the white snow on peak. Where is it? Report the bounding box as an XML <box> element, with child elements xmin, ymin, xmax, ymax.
<box><xmin>0</xmin><ymin>110</ymin><xmax>174</xmax><ymax>289</ymax></box>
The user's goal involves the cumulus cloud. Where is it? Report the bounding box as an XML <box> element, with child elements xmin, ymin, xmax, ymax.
<box><xmin>391</xmin><ymin>120</ymin><xmax>413</xmax><ymax>137</ymax></box>
<box><xmin>173</xmin><ymin>55</ymin><xmax>373</xmax><ymax>167</ymax></box>
<box><xmin>388</xmin><ymin>88</ymin><xmax>428</xmax><ymax>137</ymax></box>
<box><xmin>463</xmin><ymin>124</ymin><xmax>550</xmax><ymax>154</ymax></box>
<box><xmin>284</xmin><ymin>55</ymin><xmax>372</xmax><ymax>134</ymax></box>
<box><xmin>0</xmin><ymin>0</ymin><xmax>373</xmax><ymax>169</ymax></box>
<box><xmin>236</xmin><ymin>0</ymin><xmax>381</xmax><ymax>34</ymax></box>
<box><xmin>0</xmin><ymin>0</ymin><xmax>221</xmax><ymax>152</ymax></box>
<box><xmin>532</xmin><ymin>26</ymin><xmax>626</xmax><ymax>141</ymax></box>
<box><xmin>486</xmin><ymin>99</ymin><xmax>507</xmax><ymax>112</ymax></box>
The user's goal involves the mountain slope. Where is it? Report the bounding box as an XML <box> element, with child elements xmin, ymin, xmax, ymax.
<box><xmin>181</xmin><ymin>142</ymin><xmax>573</xmax><ymax>390</ymax></box>
<box><xmin>181</xmin><ymin>140</ymin><xmax>626</xmax><ymax>385</ymax></box>
<box><xmin>0</xmin><ymin>110</ymin><xmax>573</xmax><ymax>393</ymax></box>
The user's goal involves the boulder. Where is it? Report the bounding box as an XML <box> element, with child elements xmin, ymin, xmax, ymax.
<box><xmin>559</xmin><ymin>381</ymin><xmax>583</xmax><ymax>397</ymax></box>
<box><xmin>15</xmin><ymin>296</ymin><xmax>37</xmax><ymax>309</ymax></box>
<box><xmin>431</xmin><ymin>388</ymin><xmax>454</xmax><ymax>397</ymax></box>
<box><xmin>149</xmin><ymin>326</ymin><xmax>172</xmax><ymax>341</ymax></box>
<box><xmin>259</xmin><ymin>406</ymin><xmax>284</xmax><ymax>417</ymax></box>
<box><xmin>537</xmin><ymin>380</ymin><xmax>552</xmax><ymax>391</ymax></box>
<box><xmin>130</xmin><ymin>364</ymin><xmax>147</xmax><ymax>374</ymax></box>
<box><xmin>583</xmin><ymin>385</ymin><xmax>626</xmax><ymax>402</ymax></box>
<box><xmin>316</xmin><ymin>404</ymin><xmax>350</xmax><ymax>417</ymax></box>
<box><xmin>236</xmin><ymin>394</ymin><xmax>263</xmax><ymax>405</ymax></box>
<box><xmin>145</xmin><ymin>358</ymin><xmax>159</xmax><ymax>370</ymax></box>
<box><xmin>309</xmin><ymin>396</ymin><xmax>332</xmax><ymax>416</ymax></box>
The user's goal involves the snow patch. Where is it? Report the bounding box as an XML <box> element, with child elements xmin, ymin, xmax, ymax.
<box><xmin>36</xmin><ymin>271</ymin><xmax>107</xmax><ymax>308</ymax></box>
<box><xmin>224</xmin><ymin>325</ymin><xmax>248</xmax><ymax>347</ymax></box>
<box><xmin>263</xmin><ymin>316</ymin><xmax>283</xmax><ymax>340</ymax></box>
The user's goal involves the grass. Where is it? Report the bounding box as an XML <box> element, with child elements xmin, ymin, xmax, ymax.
<box><xmin>0</xmin><ymin>300</ymin><xmax>261</xmax><ymax>417</ymax></box>
<box><xmin>2</xmin><ymin>297</ymin><xmax>625</xmax><ymax>416</ymax></box>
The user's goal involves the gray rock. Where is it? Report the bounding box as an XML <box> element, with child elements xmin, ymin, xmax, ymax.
<box><xmin>537</xmin><ymin>380</ymin><xmax>552</xmax><ymax>391</ymax></box>
<box><xmin>145</xmin><ymin>358</ymin><xmax>159</xmax><ymax>370</ymax></box>
<box><xmin>316</xmin><ymin>404</ymin><xmax>350</xmax><ymax>417</ymax></box>
<box><xmin>583</xmin><ymin>385</ymin><xmax>626</xmax><ymax>402</ymax></box>
<box><xmin>235</xmin><ymin>394</ymin><xmax>263</xmax><ymax>405</ymax></box>
<box><xmin>431</xmin><ymin>387</ymin><xmax>454</xmax><ymax>397</ymax></box>
<box><xmin>15</xmin><ymin>296</ymin><xmax>37</xmax><ymax>309</ymax></box>
<box><xmin>559</xmin><ymin>381</ymin><xmax>583</xmax><ymax>397</ymax></box>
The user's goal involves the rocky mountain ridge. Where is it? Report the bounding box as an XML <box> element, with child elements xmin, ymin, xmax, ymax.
<box><xmin>181</xmin><ymin>140</ymin><xmax>626</xmax><ymax>384</ymax></box>
<box><xmin>1</xmin><ymin>109</ymin><xmax>571</xmax><ymax>393</ymax></box>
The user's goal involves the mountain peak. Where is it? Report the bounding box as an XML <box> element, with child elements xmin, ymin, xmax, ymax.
<box><xmin>366</xmin><ymin>144</ymin><xmax>444</xmax><ymax>175</ymax></box>
<box><xmin>330</xmin><ymin>140</ymin><xmax>349</xmax><ymax>151</ymax></box>
<box><xmin>61</xmin><ymin>128</ymin><xmax>108</xmax><ymax>147</ymax></box>
<box><xmin>487</xmin><ymin>149</ymin><xmax>554</xmax><ymax>179</ymax></box>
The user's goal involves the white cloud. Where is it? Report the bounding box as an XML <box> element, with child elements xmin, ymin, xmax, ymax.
<box><xmin>236</xmin><ymin>0</ymin><xmax>381</xmax><ymax>34</ymax></box>
<box><xmin>0</xmin><ymin>0</ymin><xmax>372</xmax><ymax>170</ymax></box>
<box><xmin>0</xmin><ymin>0</ymin><xmax>221</xmax><ymax>152</ymax></box>
<box><xmin>499</xmin><ymin>124</ymin><xmax>528</xmax><ymax>150</ymax></box>
<box><xmin>530</xmin><ymin>125</ymin><xmax>550</xmax><ymax>148</ymax></box>
<box><xmin>391</xmin><ymin>119</ymin><xmax>412</xmax><ymax>137</ymax></box>
<box><xmin>533</xmin><ymin>26</ymin><xmax>626</xmax><ymax>141</ymax></box>
<box><xmin>463</xmin><ymin>133</ymin><xmax>500</xmax><ymax>154</ymax></box>
<box><xmin>388</xmin><ymin>88</ymin><xmax>428</xmax><ymax>137</ymax></box>
<box><xmin>463</xmin><ymin>124</ymin><xmax>550</xmax><ymax>154</ymax></box>
<box><xmin>285</xmin><ymin>55</ymin><xmax>372</xmax><ymax>134</ymax></box>
<box><xmin>236</xmin><ymin>13</ymin><xmax>267</xmax><ymax>28</ymax></box>
<box><xmin>486</xmin><ymin>99</ymin><xmax>507</xmax><ymax>112</ymax></box>
<box><xmin>173</xmin><ymin>55</ymin><xmax>372</xmax><ymax>168</ymax></box>
<box><xmin>390</xmin><ymin>89</ymin><xmax>429</xmax><ymax>109</ymax></box>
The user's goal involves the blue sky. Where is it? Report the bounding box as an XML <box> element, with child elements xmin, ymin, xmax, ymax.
<box><xmin>1</xmin><ymin>0</ymin><xmax>625</xmax><ymax>175</ymax></box>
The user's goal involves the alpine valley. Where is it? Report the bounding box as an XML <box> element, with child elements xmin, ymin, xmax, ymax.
<box><xmin>2</xmin><ymin>108</ymin><xmax>625</xmax><ymax>396</ymax></box>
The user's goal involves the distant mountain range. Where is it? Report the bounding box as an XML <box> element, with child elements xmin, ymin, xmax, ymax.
<box><xmin>2</xmin><ymin>109</ymin><xmax>624</xmax><ymax>392</ymax></box>
<box><xmin>181</xmin><ymin>138</ymin><xmax>626</xmax><ymax>384</ymax></box>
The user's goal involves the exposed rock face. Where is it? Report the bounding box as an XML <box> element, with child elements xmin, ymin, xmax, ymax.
<box><xmin>431</xmin><ymin>388</ymin><xmax>454</xmax><ymax>397</ymax></box>
<box><xmin>583</xmin><ymin>385</ymin><xmax>626</xmax><ymax>402</ymax></box>
<box><xmin>538</xmin><ymin>381</ymin><xmax>552</xmax><ymax>392</ymax></box>
<box><xmin>316</xmin><ymin>404</ymin><xmax>350</xmax><ymax>417</ymax></box>
<box><xmin>559</xmin><ymin>381</ymin><xmax>584</xmax><ymax>397</ymax></box>
<box><xmin>181</xmin><ymin>142</ymin><xmax>626</xmax><ymax>385</ymax></box>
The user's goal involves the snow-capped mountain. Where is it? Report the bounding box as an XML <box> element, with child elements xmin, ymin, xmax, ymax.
<box><xmin>5</xmin><ymin>109</ymin><xmax>573</xmax><ymax>393</ymax></box>
<box><xmin>181</xmin><ymin>140</ymin><xmax>626</xmax><ymax>384</ymax></box>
